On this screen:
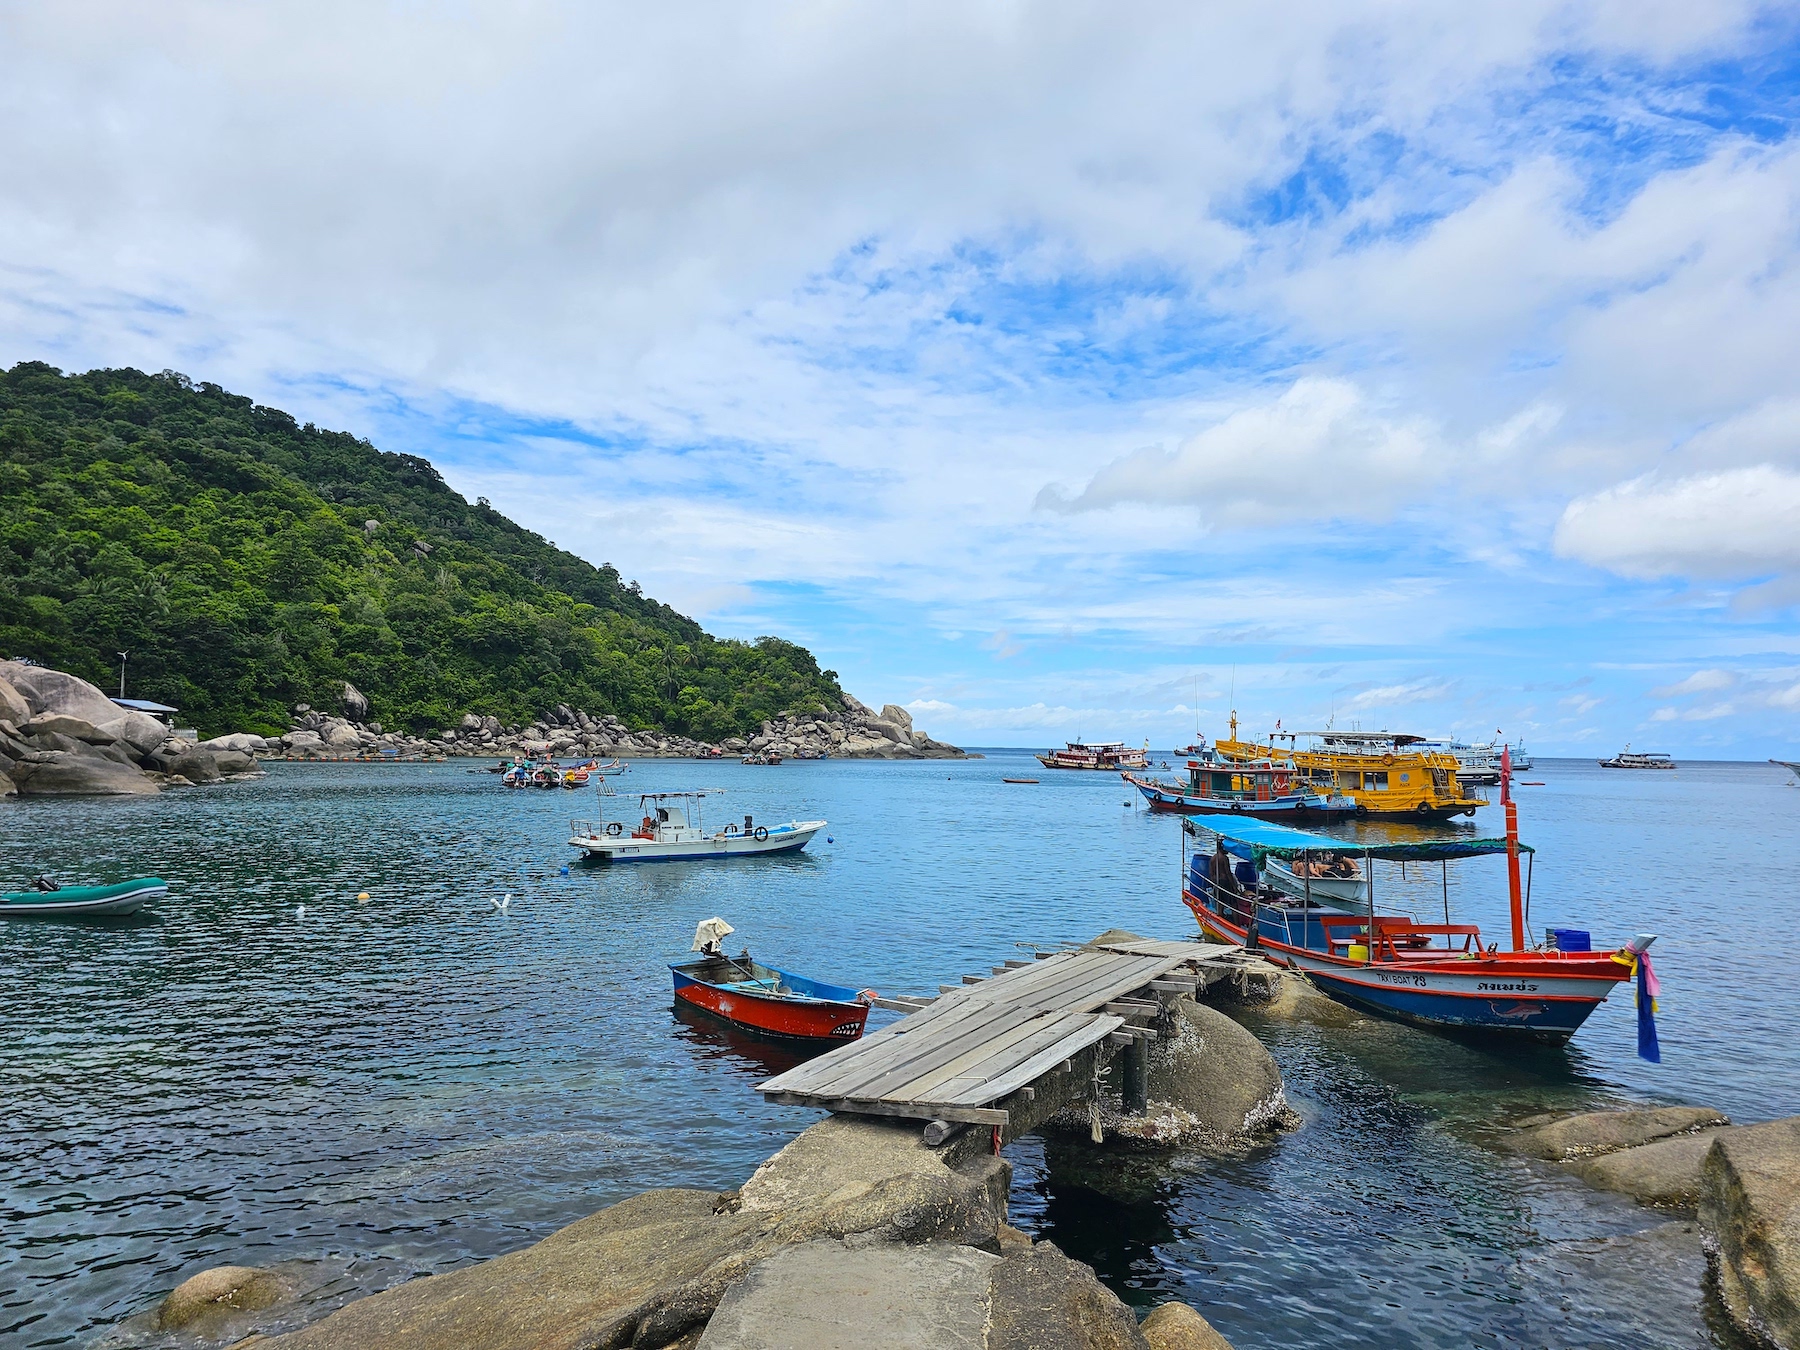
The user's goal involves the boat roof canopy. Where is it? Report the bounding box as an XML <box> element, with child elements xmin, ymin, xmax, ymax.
<box><xmin>1183</xmin><ymin>816</ymin><xmax>1531</xmax><ymax>862</ymax></box>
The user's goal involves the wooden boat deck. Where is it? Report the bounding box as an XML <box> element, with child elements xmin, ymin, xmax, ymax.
<box><xmin>758</xmin><ymin>937</ymin><xmax>1247</xmax><ymax>1127</ymax></box>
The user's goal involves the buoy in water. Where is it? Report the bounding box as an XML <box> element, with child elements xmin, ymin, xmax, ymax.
<box><xmin>356</xmin><ymin>892</ymin><xmax>371</xmax><ymax>904</ymax></box>
<box><xmin>826</xmin><ymin>836</ymin><xmax>834</xmax><ymax>843</ymax></box>
<box><xmin>493</xmin><ymin>893</ymin><xmax>512</xmax><ymax>913</ymax></box>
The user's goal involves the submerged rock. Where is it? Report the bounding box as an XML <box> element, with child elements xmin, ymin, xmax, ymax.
<box><xmin>1509</xmin><ymin>1106</ymin><xmax>1729</xmax><ymax>1161</ymax></box>
<box><xmin>156</xmin><ymin>1263</ymin><xmax>294</xmax><ymax>1331</ymax></box>
<box><xmin>1700</xmin><ymin>1115</ymin><xmax>1800</xmax><ymax>1349</ymax></box>
<box><xmin>1571</xmin><ymin>1130</ymin><xmax>1733</xmax><ymax>1210</ymax></box>
<box><xmin>1140</xmin><ymin>1300</ymin><xmax>1235</xmax><ymax>1350</ymax></box>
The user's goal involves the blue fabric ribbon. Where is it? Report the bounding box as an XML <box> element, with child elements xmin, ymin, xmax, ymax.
<box><xmin>1636</xmin><ymin>956</ymin><xmax>1661</xmax><ymax>1063</ymax></box>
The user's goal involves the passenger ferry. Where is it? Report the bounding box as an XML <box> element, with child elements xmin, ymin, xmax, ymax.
<box><xmin>1036</xmin><ymin>740</ymin><xmax>1150</xmax><ymax>771</ymax></box>
<box><xmin>1215</xmin><ymin>718</ymin><xmax>1487</xmax><ymax>820</ymax></box>
<box><xmin>1600</xmin><ymin>746</ymin><xmax>1676</xmax><ymax>770</ymax></box>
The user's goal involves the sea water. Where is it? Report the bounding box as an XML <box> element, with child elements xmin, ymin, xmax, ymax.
<box><xmin>1</xmin><ymin>754</ymin><xmax>1794</xmax><ymax>1347</ymax></box>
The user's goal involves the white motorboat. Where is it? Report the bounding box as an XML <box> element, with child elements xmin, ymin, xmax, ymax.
<box><xmin>1261</xmin><ymin>854</ymin><xmax>1369</xmax><ymax>910</ymax></box>
<box><xmin>569</xmin><ymin>789</ymin><xmax>825</xmax><ymax>862</ymax></box>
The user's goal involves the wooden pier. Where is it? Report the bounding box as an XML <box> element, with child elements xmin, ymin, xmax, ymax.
<box><xmin>759</xmin><ymin>935</ymin><xmax>1268</xmax><ymax>1133</ymax></box>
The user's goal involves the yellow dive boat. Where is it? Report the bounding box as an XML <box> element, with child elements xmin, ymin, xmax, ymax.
<box><xmin>1214</xmin><ymin>717</ymin><xmax>1488</xmax><ymax>820</ymax></box>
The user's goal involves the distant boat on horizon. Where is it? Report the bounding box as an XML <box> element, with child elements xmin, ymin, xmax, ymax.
<box><xmin>1036</xmin><ymin>740</ymin><xmax>1149</xmax><ymax>771</ymax></box>
<box><xmin>1600</xmin><ymin>745</ymin><xmax>1676</xmax><ymax>770</ymax></box>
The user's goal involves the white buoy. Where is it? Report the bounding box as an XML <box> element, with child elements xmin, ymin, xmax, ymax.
<box><xmin>493</xmin><ymin>893</ymin><xmax>511</xmax><ymax>913</ymax></box>
<box><xmin>295</xmin><ymin>904</ymin><xmax>306</xmax><ymax>919</ymax></box>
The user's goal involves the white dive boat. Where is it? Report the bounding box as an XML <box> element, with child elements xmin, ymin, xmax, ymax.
<box><xmin>1412</xmin><ymin>736</ymin><xmax>1514</xmax><ymax>786</ymax></box>
<box><xmin>569</xmin><ymin>789</ymin><xmax>824</xmax><ymax>862</ymax></box>
<box><xmin>1600</xmin><ymin>745</ymin><xmax>1676</xmax><ymax>770</ymax></box>
<box><xmin>1260</xmin><ymin>853</ymin><xmax>1369</xmax><ymax>909</ymax></box>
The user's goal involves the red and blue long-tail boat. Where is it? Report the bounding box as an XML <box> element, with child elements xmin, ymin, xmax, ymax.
<box><xmin>1181</xmin><ymin>756</ymin><xmax>1657</xmax><ymax>1046</ymax></box>
<box><xmin>671</xmin><ymin>919</ymin><xmax>874</xmax><ymax>1042</ymax></box>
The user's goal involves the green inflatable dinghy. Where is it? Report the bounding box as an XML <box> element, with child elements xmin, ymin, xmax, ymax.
<box><xmin>0</xmin><ymin>878</ymin><xmax>167</xmax><ymax>917</ymax></box>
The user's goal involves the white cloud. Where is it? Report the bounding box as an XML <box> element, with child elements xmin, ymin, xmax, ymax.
<box><xmin>1343</xmin><ymin>679</ymin><xmax>1457</xmax><ymax>712</ymax></box>
<box><xmin>1649</xmin><ymin>669</ymin><xmax>1735</xmax><ymax>698</ymax></box>
<box><xmin>1553</xmin><ymin>466</ymin><xmax>1800</xmax><ymax>581</ymax></box>
<box><xmin>1035</xmin><ymin>378</ymin><xmax>1440</xmax><ymax>521</ymax></box>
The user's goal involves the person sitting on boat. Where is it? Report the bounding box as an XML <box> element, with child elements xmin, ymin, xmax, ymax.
<box><xmin>1210</xmin><ymin>841</ymin><xmax>1240</xmax><ymax>897</ymax></box>
<box><xmin>634</xmin><ymin>815</ymin><xmax>657</xmax><ymax>839</ymax></box>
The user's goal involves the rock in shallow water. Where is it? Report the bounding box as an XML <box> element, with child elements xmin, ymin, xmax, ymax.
<box><xmin>1509</xmin><ymin>1106</ymin><xmax>1729</xmax><ymax>1161</ymax></box>
<box><xmin>1142</xmin><ymin>997</ymin><xmax>1291</xmax><ymax>1140</ymax></box>
<box><xmin>156</xmin><ymin>1264</ymin><xmax>294</xmax><ymax>1330</ymax></box>
<box><xmin>1140</xmin><ymin>1301</ymin><xmax>1235</xmax><ymax>1350</ymax></box>
<box><xmin>1570</xmin><ymin>1129</ymin><xmax>1732</xmax><ymax>1210</ymax></box>
<box><xmin>1700</xmin><ymin>1116</ymin><xmax>1800</xmax><ymax>1350</ymax></box>
<box><xmin>12</xmin><ymin>752</ymin><xmax>159</xmax><ymax>796</ymax></box>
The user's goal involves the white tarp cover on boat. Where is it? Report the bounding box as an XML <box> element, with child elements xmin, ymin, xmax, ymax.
<box><xmin>692</xmin><ymin>917</ymin><xmax>735</xmax><ymax>953</ymax></box>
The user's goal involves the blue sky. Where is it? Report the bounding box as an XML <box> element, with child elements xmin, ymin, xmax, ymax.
<box><xmin>4</xmin><ymin>2</ymin><xmax>1800</xmax><ymax>754</ymax></box>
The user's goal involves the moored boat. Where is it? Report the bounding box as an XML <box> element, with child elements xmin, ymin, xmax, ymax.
<box><xmin>569</xmin><ymin>788</ymin><xmax>824</xmax><ymax>861</ymax></box>
<box><xmin>1774</xmin><ymin>759</ymin><xmax>1800</xmax><ymax>784</ymax></box>
<box><xmin>1601</xmin><ymin>746</ymin><xmax>1676</xmax><ymax>769</ymax></box>
<box><xmin>1123</xmin><ymin>747</ymin><xmax>1355</xmax><ymax>820</ymax></box>
<box><xmin>1</xmin><ymin>877</ymin><xmax>167</xmax><ymax>918</ymax></box>
<box><xmin>1036</xmin><ymin>740</ymin><xmax>1150</xmax><ymax>771</ymax></box>
<box><xmin>1216</xmin><ymin>715</ymin><xmax>1487</xmax><ymax>819</ymax></box>
<box><xmin>1178</xmin><ymin>762</ymin><xmax>1649</xmax><ymax>1045</ymax></box>
<box><xmin>671</xmin><ymin>918</ymin><xmax>873</xmax><ymax>1041</ymax></box>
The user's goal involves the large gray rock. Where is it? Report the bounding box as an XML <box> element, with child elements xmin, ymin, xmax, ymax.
<box><xmin>0</xmin><ymin>676</ymin><xmax>29</xmax><ymax>726</ymax></box>
<box><xmin>1509</xmin><ymin>1106</ymin><xmax>1729</xmax><ymax>1161</ymax></box>
<box><xmin>147</xmin><ymin>748</ymin><xmax>223</xmax><ymax>783</ymax></box>
<box><xmin>1700</xmin><ymin>1116</ymin><xmax>1800</xmax><ymax>1348</ymax></box>
<box><xmin>322</xmin><ymin>723</ymin><xmax>361</xmax><ymax>750</ymax></box>
<box><xmin>986</xmin><ymin>1240</ymin><xmax>1149</xmax><ymax>1350</ymax></box>
<box><xmin>213</xmin><ymin>749</ymin><xmax>259</xmax><ymax>776</ymax></box>
<box><xmin>0</xmin><ymin>661</ymin><xmax>122</xmax><ymax>725</ymax></box>
<box><xmin>0</xmin><ymin>770</ymin><xmax>16</xmax><ymax>798</ymax></box>
<box><xmin>256</xmin><ymin>1116</ymin><xmax>1010</xmax><ymax>1350</ymax></box>
<box><xmin>341</xmin><ymin>681</ymin><xmax>370</xmax><ymax>721</ymax></box>
<box><xmin>98</xmin><ymin>710</ymin><xmax>172</xmax><ymax>757</ymax></box>
<box><xmin>1571</xmin><ymin>1129</ymin><xmax>1732</xmax><ymax>1210</ymax></box>
<box><xmin>13</xmin><ymin>752</ymin><xmax>158</xmax><ymax>796</ymax></box>
<box><xmin>1140</xmin><ymin>1302</ymin><xmax>1234</xmax><ymax>1350</ymax></box>
<box><xmin>1142</xmin><ymin>996</ymin><xmax>1289</xmax><ymax>1140</ymax></box>
<box><xmin>156</xmin><ymin>1263</ymin><xmax>295</xmax><ymax>1332</ymax></box>
<box><xmin>284</xmin><ymin>730</ymin><xmax>325</xmax><ymax>751</ymax></box>
<box><xmin>23</xmin><ymin>712</ymin><xmax>113</xmax><ymax>744</ymax></box>
<box><xmin>880</xmin><ymin>704</ymin><xmax>914</xmax><ymax>732</ymax></box>
<box><xmin>197</xmin><ymin>732</ymin><xmax>265</xmax><ymax>754</ymax></box>
<box><xmin>699</xmin><ymin>1240</ymin><xmax>997</xmax><ymax>1350</ymax></box>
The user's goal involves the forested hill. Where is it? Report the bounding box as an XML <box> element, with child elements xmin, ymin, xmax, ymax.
<box><xmin>0</xmin><ymin>362</ymin><xmax>844</xmax><ymax>737</ymax></box>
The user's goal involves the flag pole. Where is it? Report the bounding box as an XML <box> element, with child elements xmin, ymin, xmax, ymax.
<box><xmin>1502</xmin><ymin>744</ymin><xmax>1524</xmax><ymax>951</ymax></box>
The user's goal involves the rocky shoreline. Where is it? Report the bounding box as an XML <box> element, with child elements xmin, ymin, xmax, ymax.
<box><xmin>0</xmin><ymin>661</ymin><xmax>263</xmax><ymax>798</ymax></box>
<box><xmin>226</xmin><ymin>685</ymin><xmax>968</xmax><ymax>764</ymax></box>
<box><xmin>0</xmin><ymin>663</ymin><xmax>972</xmax><ymax>798</ymax></box>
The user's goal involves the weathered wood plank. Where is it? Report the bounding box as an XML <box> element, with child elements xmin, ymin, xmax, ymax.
<box><xmin>884</xmin><ymin>1011</ymin><xmax>1097</xmax><ymax>1104</ymax></box>
<box><xmin>776</xmin><ymin>998</ymin><xmax>1031</xmax><ymax>1099</ymax></box>
<box><xmin>759</xmin><ymin>1091</ymin><xmax>1007</xmax><ymax>1126</ymax></box>
<box><xmin>939</xmin><ymin>1016</ymin><xmax>1125</xmax><ymax>1107</ymax></box>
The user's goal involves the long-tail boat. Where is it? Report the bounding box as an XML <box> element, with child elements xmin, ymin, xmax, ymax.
<box><xmin>1180</xmin><ymin>753</ymin><xmax>1655</xmax><ymax>1046</ymax></box>
<box><xmin>1123</xmin><ymin>745</ymin><xmax>1355</xmax><ymax>820</ymax></box>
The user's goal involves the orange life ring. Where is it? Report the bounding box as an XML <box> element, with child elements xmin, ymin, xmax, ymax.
<box><xmin>1382</xmin><ymin>753</ymin><xmax>1395</xmax><ymax>766</ymax></box>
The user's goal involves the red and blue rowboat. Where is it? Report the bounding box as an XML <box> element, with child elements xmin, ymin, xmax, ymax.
<box><xmin>671</xmin><ymin>953</ymin><xmax>873</xmax><ymax>1042</ymax></box>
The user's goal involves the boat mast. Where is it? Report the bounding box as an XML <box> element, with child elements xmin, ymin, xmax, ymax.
<box><xmin>1502</xmin><ymin>744</ymin><xmax>1524</xmax><ymax>951</ymax></box>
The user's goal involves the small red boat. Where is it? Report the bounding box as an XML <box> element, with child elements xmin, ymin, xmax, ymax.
<box><xmin>671</xmin><ymin>920</ymin><xmax>873</xmax><ymax>1042</ymax></box>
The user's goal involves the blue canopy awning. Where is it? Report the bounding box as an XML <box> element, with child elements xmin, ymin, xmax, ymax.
<box><xmin>1183</xmin><ymin>816</ymin><xmax>1530</xmax><ymax>862</ymax></box>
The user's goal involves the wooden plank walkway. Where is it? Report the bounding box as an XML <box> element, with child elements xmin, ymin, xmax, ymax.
<box><xmin>759</xmin><ymin>937</ymin><xmax>1244</xmax><ymax>1126</ymax></box>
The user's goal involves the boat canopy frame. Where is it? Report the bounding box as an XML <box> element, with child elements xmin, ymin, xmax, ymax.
<box><xmin>1183</xmin><ymin>816</ymin><xmax>1533</xmax><ymax>864</ymax></box>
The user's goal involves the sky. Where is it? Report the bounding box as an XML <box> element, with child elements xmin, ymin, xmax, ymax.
<box><xmin>4</xmin><ymin>2</ymin><xmax>1800</xmax><ymax>756</ymax></box>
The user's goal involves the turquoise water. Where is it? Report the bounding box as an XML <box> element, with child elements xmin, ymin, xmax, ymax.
<box><xmin>2</xmin><ymin>754</ymin><xmax>1794</xmax><ymax>1346</ymax></box>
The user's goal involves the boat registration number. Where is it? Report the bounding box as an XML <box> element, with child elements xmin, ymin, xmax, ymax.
<box><xmin>1476</xmin><ymin>980</ymin><xmax>1540</xmax><ymax>993</ymax></box>
<box><xmin>1372</xmin><ymin>970</ymin><xmax>1428</xmax><ymax>988</ymax></box>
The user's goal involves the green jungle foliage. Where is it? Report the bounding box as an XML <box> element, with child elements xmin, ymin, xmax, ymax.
<box><xmin>0</xmin><ymin>363</ymin><xmax>843</xmax><ymax>738</ymax></box>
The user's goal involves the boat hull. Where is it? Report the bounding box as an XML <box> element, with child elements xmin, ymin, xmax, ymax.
<box><xmin>1184</xmin><ymin>887</ymin><xmax>1628</xmax><ymax>1043</ymax></box>
<box><xmin>570</xmin><ymin>821</ymin><xmax>824</xmax><ymax>862</ymax></box>
<box><xmin>670</xmin><ymin>959</ymin><xmax>870</xmax><ymax>1041</ymax></box>
<box><xmin>0</xmin><ymin>878</ymin><xmax>167</xmax><ymax>918</ymax></box>
<box><xmin>1126</xmin><ymin>773</ymin><xmax>1353</xmax><ymax>820</ymax></box>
